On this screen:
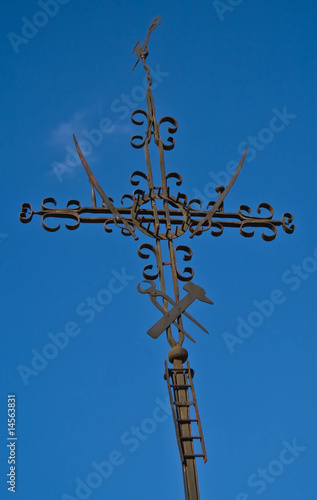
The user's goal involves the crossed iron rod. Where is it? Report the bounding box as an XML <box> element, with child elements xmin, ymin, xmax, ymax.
<box><xmin>19</xmin><ymin>17</ymin><xmax>295</xmax><ymax>500</ymax></box>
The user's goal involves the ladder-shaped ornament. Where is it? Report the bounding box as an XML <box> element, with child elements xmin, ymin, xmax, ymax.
<box><xmin>164</xmin><ymin>361</ymin><xmax>207</xmax><ymax>463</ymax></box>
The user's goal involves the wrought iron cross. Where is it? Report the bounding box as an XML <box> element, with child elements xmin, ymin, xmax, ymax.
<box><xmin>19</xmin><ymin>17</ymin><xmax>295</xmax><ymax>500</ymax></box>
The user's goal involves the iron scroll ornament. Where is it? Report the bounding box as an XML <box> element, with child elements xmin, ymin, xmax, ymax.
<box><xmin>19</xmin><ymin>15</ymin><xmax>295</xmax><ymax>348</ymax></box>
<box><xmin>20</xmin><ymin>190</ymin><xmax>295</xmax><ymax>241</ymax></box>
<box><xmin>19</xmin><ymin>18</ymin><xmax>296</xmax><ymax>500</ymax></box>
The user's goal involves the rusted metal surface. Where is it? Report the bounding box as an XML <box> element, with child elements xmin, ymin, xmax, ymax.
<box><xmin>20</xmin><ymin>197</ymin><xmax>294</xmax><ymax>238</ymax></box>
<box><xmin>145</xmin><ymin>281</ymin><xmax>213</xmax><ymax>340</ymax></box>
<box><xmin>137</xmin><ymin>280</ymin><xmax>211</xmax><ymax>341</ymax></box>
<box><xmin>132</xmin><ymin>16</ymin><xmax>161</xmax><ymax>72</ymax></box>
<box><xmin>165</xmin><ymin>359</ymin><xmax>207</xmax><ymax>499</ymax></box>
<box><xmin>165</xmin><ymin>361</ymin><xmax>207</xmax><ymax>463</ymax></box>
<box><xmin>73</xmin><ymin>134</ymin><xmax>138</xmax><ymax>240</ymax></box>
<box><xmin>19</xmin><ymin>17</ymin><xmax>295</xmax><ymax>500</ymax></box>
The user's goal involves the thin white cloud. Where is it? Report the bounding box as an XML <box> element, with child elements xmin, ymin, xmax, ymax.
<box><xmin>112</xmin><ymin>123</ymin><xmax>134</xmax><ymax>136</ymax></box>
<box><xmin>48</xmin><ymin>111</ymin><xmax>88</xmax><ymax>148</ymax></box>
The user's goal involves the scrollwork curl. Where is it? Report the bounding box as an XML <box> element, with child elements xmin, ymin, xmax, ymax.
<box><xmin>130</xmin><ymin>170</ymin><xmax>149</xmax><ymax>187</ymax></box>
<box><xmin>66</xmin><ymin>200</ymin><xmax>81</xmax><ymax>209</ymax></box>
<box><xmin>166</xmin><ymin>172</ymin><xmax>183</xmax><ymax>187</ymax></box>
<box><xmin>42</xmin><ymin>197</ymin><xmax>57</xmax><ymax>210</ymax></box>
<box><xmin>138</xmin><ymin>243</ymin><xmax>159</xmax><ymax>280</ymax></box>
<box><xmin>133</xmin><ymin>189</ymin><xmax>145</xmax><ymax>201</ymax></box>
<box><xmin>121</xmin><ymin>194</ymin><xmax>134</xmax><ymax>208</ymax></box>
<box><xmin>239</xmin><ymin>221</ymin><xmax>277</xmax><ymax>241</ymax></box>
<box><xmin>239</xmin><ymin>221</ymin><xmax>255</xmax><ymax>238</ymax></box>
<box><xmin>131</xmin><ymin>109</ymin><xmax>148</xmax><ymax>126</ymax></box>
<box><xmin>238</xmin><ymin>204</ymin><xmax>252</xmax><ymax>217</ymax></box>
<box><xmin>211</xmin><ymin>222</ymin><xmax>224</xmax><ymax>237</ymax></box>
<box><xmin>206</xmin><ymin>200</ymin><xmax>224</xmax><ymax>213</ymax></box>
<box><xmin>282</xmin><ymin>213</ymin><xmax>295</xmax><ymax>234</ymax></box>
<box><xmin>131</xmin><ymin>135</ymin><xmax>146</xmax><ymax>149</ymax></box>
<box><xmin>175</xmin><ymin>245</ymin><xmax>194</xmax><ymax>281</ymax></box>
<box><xmin>131</xmin><ymin>110</ymin><xmax>149</xmax><ymax>149</ymax></box>
<box><xmin>158</xmin><ymin>116</ymin><xmax>178</xmax><ymax>150</ymax></box>
<box><xmin>261</xmin><ymin>223</ymin><xmax>277</xmax><ymax>242</ymax></box>
<box><xmin>238</xmin><ymin>203</ymin><xmax>275</xmax><ymax>221</ymax></box>
<box><xmin>189</xmin><ymin>219</ymin><xmax>211</xmax><ymax>236</ymax></box>
<box><xmin>188</xmin><ymin>199</ymin><xmax>202</xmax><ymax>209</ymax></box>
<box><xmin>20</xmin><ymin>203</ymin><xmax>33</xmax><ymax>224</ymax></box>
<box><xmin>115</xmin><ymin>219</ymin><xmax>136</xmax><ymax>238</ymax></box>
<box><xmin>41</xmin><ymin>213</ymin><xmax>60</xmax><ymax>232</ymax></box>
<box><xmin>104</xmin><ymin>215</ymin><xmax>136</xmax><ymax>238</ymax></box>
<box><xmin>103</xmin><ymin>217</ymin><xmax>136</xmax><ymax>237</ymax></box>
<box><xmin>104</xmin><ymin>220</ymin><xmax>113</xmax><ymax>234</ymax></box>
<box><xmin>256</xmin><ymin>202</ymin><xmax>274</xmax><ymax>219</ymax></box>
<box><xmin>65</xmin><ymin>213</ymin><xmax>80</xmax><ymax>231</ymax></box>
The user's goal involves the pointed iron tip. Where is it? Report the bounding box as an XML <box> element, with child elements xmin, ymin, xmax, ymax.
<box><xmin>200</xmin><ymin>296</ymin><xmax>214</xmax><ymax>306</ymax></box>
<box><xmin>131</xmin><ymin>59</ymin><xmax>139</xmax><ymax>72</ymax></box>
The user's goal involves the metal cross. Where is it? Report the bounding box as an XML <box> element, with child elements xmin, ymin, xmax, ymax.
<box><xmin>19</xmin><ymin>17</ymin><xmax>295</xmax><ymax>500</ymax></box>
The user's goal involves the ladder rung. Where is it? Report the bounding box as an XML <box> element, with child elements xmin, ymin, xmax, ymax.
<box><xmin>177</xmin><ymin>418</ymin><xmax>198</xmax><ymax>423</ymax></box>
<box><xmin>180</xmin><ymin>436</ymin><xmax>201</xmax><ymax>441</ymax></box>
<box><xmin>170</xmin><ymin>384</ymin><xmax>191</xmax><ymax>388</ymax></box>
<box><xmin>168</xmin><ymin>368</ymin><xmax>189</xmax><ymax>373</ymax></box>
<box><xmin>174</xmin><ymin>401</ymin><xmax>194</xmax><ymax>406</ymax></box>
<box><xmin>183</xmin><ymin>454</ymin><xmax>205</xmax><ymax>459</ymax></box>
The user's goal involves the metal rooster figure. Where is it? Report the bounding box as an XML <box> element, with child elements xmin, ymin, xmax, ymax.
<box><xmin>20</xmin><ymin>17</ymin><xmax>295</xmax><ymax>500</ymax></box>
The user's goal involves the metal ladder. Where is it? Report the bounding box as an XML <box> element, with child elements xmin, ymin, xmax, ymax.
<box><xmin>164</xmin><ymin>360</ymin><xmax>207</xmax><ymax>464</ymax></box>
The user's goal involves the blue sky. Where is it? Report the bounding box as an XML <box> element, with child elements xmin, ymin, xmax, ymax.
<box><xmin>1</xmin><ymin>1</ymin><xmax>316</xmax><ymax>499</ymax></box>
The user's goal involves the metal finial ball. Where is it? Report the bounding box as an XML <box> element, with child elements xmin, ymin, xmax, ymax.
<box><xmin>168</xmin><ymin>345</ymin><xmax>188</xmax><ymax>363</ymax></box>
<box><xmin>215</xmin><ymin>185</ymin><xmax>225</xmax><ymax>193</ymax></box>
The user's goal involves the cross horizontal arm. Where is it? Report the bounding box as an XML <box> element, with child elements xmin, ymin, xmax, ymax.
<box><xmin>20</xmin><ymin>198</ymin><xmax>295</xmax><ymax>241</ymax></box>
